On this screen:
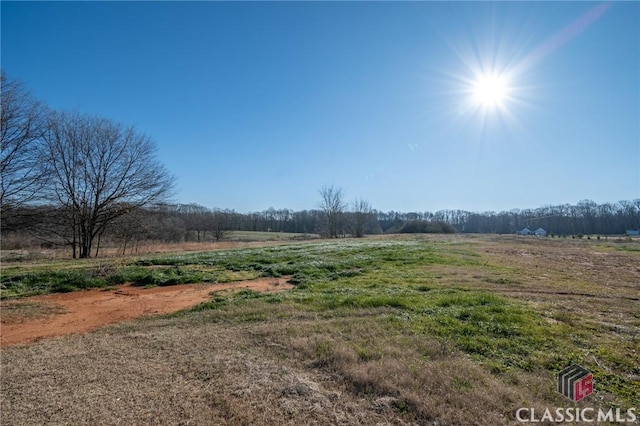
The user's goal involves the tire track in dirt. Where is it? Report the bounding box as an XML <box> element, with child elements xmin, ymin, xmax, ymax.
<box><xmin>0</xmin><ymin>277</ymin><xmax>293</xmax><ymax>347</ymax></box>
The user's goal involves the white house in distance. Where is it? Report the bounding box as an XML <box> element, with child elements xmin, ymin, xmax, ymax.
<box><xmin>517</xmin><ymin>227</ymin><xmax>547</xmax><ymax>236</ymax></box>
<box><xmin>534</xmin><ymin>227</ymin><xmax>547</xmax><ymax>236</ymax></box>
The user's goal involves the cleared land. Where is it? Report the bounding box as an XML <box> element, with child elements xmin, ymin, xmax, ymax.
<box><xmin>1</xmin><ymin>235</ymin><xmax>638</xmax><ymax>425</ymax></box>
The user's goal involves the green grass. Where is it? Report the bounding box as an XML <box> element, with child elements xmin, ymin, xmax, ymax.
<box><xmin>0</xmin><ymin>270</ymin><xmax>109</xmax><ymax>297</ymax></box>
<box><xmin>2</xmin><ymin>236</ymin><xmax>638</xmax><ymax>411</ymax></box>
<box><xmin>225</xmin><ymin>230</ymin><xmax>320</xmax><ymax>241</ymax></box>
<box><xmin>173</xmin><ymin>238</ymin><xmax>638</xmax><ymax>408</ymax></box>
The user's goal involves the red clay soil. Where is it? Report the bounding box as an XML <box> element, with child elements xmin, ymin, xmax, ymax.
<box><xmin>0</xmin><ymin>277</ymin><xmax>293</xmax><ymax>348</ymax></box>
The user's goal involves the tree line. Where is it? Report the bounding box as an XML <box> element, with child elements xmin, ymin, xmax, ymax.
<box><xmin>5</xmin><ymin>197</ymin><xmax>638</xmax><ymax>256</ymax></box>
<box><xmin>398</xmin><ymin>200</ymin><xmax>640</xmax><ymax>236</ymax></box>
<box><xmin>2</xmin><ymin>71</ymin><xmax>639</xmax><ymax>258</ymax></box>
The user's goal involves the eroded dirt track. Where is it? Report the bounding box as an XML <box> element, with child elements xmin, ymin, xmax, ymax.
<box><xmin>0</xmin><ymin>277</ymin><xmax>292</xmax><ymax>347</ymax></box>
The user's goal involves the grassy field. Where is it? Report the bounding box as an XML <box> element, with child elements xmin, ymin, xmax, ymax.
<box><xmin>225</xmin><ymin>230</ymin><xmax>321</xmax><ymax>241</ymax></box>
<box><xmin>1</xmin><ymin>234</ymin><xmax>638</xmax><ymax>425</ymax></box>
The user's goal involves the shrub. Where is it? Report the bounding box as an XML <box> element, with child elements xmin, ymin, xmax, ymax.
<box><xmin>397</xmin><ymin>220</ymin><xmax>457</xmax><ymax>234</ymax></box>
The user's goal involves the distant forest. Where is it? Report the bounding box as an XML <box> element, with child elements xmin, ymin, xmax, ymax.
<box><xmin>3</xmin><ymin>199</ymin><xmax>639</xmax><ymax>254</ymax></box>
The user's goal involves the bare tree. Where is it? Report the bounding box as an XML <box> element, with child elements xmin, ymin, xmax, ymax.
<box><xmin>42</xmin><ymin>111</ymin><xmax>174</xmax><ymax>258</ymax></box>
<box><xmin>110</xmin><ymin>206</ymin><xmax>150</xmax><ymax>255</ymax></box>
<box><xmin>208</xmin><ymin>209</ymin><xmax>230</xmax><ymax>241</ymax></box>
<box><xmin>318</xmin><ymin>185</ymin><xmax>346</xmax><ymax>238</ymax></box>
<box><xmin>352</xmin><ymin>198</ymin><xmax>372</xmax><ymax>238</ymax></box>
<box><xmin>0</xmin><ymin>70</ymin><xmax>49</xmax><ymax>230</ymax></box>
<box><xmin>178</xmin><ymin>203</ymin><xmax>210</xmax><ymax>241</ymax></box>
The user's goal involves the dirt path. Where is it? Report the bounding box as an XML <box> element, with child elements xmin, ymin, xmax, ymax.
<box><xmin>0</xmin><ymin>277</ymin><xmax>292</xmax><ymax>347</ymax></box>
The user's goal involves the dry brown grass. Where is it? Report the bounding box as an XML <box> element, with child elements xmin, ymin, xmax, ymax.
<box><xmin>1</xmin><ymin>305</ymin><xmax>560</xmax><ymax>426</ymax></box>
<box><xmin>1</xmin><ymin>235</ymin><xmax>638</xmax><ymax>425</ymax></box>
<box><xmin>270</xmin><ymin>314</ymin><xmax>541</xmax><ymax>425</ymax></box>
<box><xmin>1</xmin><ymin>313</ymin><xmax>416</xmax><ymax>425</ymax></box>
<box><xmin>430</xmin><ymin>236</ymin><xmax>639</xmax><ymax>325</ymax></box>
<box><xmin>1</xmin><ymin>233</ymin><xmax>321</xmax><ymax>261</ymax></box>
<box><xmin>1</xmin><ymin>241</ymin><xmax>255</xmax><ymax>260</ymax></box>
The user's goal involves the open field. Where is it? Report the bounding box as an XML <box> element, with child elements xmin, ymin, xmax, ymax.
<box><xmin>1</xmin><ymin>235</ymin><xmax>639</xmax><ymax>425</ymax></box>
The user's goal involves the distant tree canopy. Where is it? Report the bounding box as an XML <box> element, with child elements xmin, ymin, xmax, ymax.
<box><xmin>4</xmin><ymin>198</ymin><xmax>639</xmax><ymax>256</ymax></box>
<box><xmin>374</xmin><ymin>201</ymin><xmax>640</xmax><ymax>236</ymax></box>
<box><xmin>143</xmin><ymin>198</ymin><xmax>633</xmax><ymax>237</ymax></box>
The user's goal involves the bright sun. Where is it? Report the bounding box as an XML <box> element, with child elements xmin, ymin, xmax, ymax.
<box><xmin>471</xmin><ymin>74</ymin><xmax>510</xmax><ymax>108</ymax></box>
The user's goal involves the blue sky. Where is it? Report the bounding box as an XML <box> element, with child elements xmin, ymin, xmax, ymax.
<box><xmin>2</xmin><ymin>1</ymin><xmax>638</xmax><ymax>213</ymax></box>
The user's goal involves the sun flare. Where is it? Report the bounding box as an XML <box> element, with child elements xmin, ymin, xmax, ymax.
<box><xmin>471</xmin><ymin>74</ymin><xmax>510</xmax><ymax>108</ymax></box>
